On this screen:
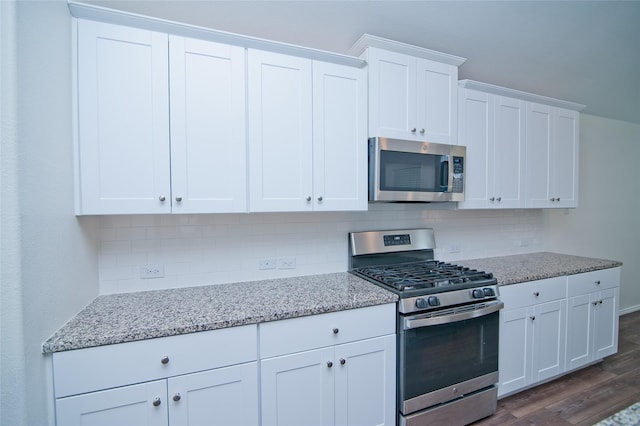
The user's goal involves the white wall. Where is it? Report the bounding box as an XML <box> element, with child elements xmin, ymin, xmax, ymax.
<box><xmin>546</xmin><ymin>114</ymin><xmax>640</xmax><ymax>314</ymax></box>
<box><xmin>1</xmin><ymin>1</ymin><xmax>100</xmax><ymax>425</ymax></box>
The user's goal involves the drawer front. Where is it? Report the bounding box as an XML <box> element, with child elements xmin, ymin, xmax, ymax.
<box><xmin>53</xmin><ymin>324</ymin><xmax>257</xmax><ymax>398</ymax></box>
<box><xmin>499</xmin><ymin>277</ymin><xmax>567</xmax><ymax>309</ymax></box>
<box><xmin>568</xmin><ymin>268</ymin><xmax>620</xmax><ymax>297</ymax></box>
<box><xmin>259</xmin><ymin>303</ymin><xmax>395</xmax><ymax>359</ymax></box>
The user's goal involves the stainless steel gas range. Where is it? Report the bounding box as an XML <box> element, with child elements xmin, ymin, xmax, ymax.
<box><xmin>349</xmin><ymin>229</ymin><xmax>503</xmax><ymax>426</ymax></box>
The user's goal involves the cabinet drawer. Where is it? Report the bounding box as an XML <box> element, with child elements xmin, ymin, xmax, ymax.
<box><xmin>259</xmin><ymin>304</ymin><xmax>395</xmax><ymax>358</ymax></box>
<box><xmin>568</xmin><ymin>268</ymin><xmax>620</xmax><ymax>297</ymax></box>
<box><xmin>499</xmin><ymin>277</ymin><xmax>567</xmax><ymax>309</ymax></box>
<box><xmin>53</xmin><ymin>324</ymin><xmax>257</xmax><ymax>398</ymax></box>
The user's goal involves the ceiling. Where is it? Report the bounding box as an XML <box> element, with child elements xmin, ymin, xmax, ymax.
<box><xmin>84</xmin><ymin>0</ymin><xmax>640</xmax><ymax>125</ymax></box>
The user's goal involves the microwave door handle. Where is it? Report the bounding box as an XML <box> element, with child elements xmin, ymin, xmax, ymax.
<box><xmin>440</xmin><ymin>158</ymin><xmax>451</xmax><ymax>192</ymax></box>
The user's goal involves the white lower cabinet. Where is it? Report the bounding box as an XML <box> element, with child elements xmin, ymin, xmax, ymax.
<box><xmin>566</xmin><ymin>268</ymin><xmax>620</xmax><ymax>370</ymax></box>
<box><xmin>498</xmin><ymin>267</ymin><xmax>621</xmax><ymax>398</ymax></box>
<box><xmin>259</xmin><ymin>304</ymin><xmax>396</xmax><ymax>426</ymax></box>
<box><xmin>498</xmin><ymin>277</ymin><xmax>567</xmax><ymax>397</ymax></box>
<box><xmin>53</xmin><ymin>326</ymin><xmax>259</xmax><ymax>426</ymax></box>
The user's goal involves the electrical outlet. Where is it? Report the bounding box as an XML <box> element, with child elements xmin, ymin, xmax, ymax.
<box><xmin>278</xmin><ymin>257</ymin><xmax>296</xmax><ymax>269</ymax></box>
<box><xmin>449</xmin><ymin>244</ymin><xmax>461</xmax><ymax>253</ymax></box>
<box><xmin>259</xmin><ymin>258</ymin><xmax>276</xmax><ymax>270</ymax></box>
<box><xmin>140</xmin><ymin>264</ymin><xmax>164</xmax><ymax>279</ymax></box>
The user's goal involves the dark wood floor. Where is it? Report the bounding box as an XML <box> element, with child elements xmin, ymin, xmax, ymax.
<box><xmin>473</xmin><ymin>310</ymin><xmax>640</xmax><ymax>426</ymax></box>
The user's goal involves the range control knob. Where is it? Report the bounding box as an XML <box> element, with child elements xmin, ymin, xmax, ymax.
<box><xmin>415</xmin><ymin>298</ymin><xmax>428</xmax><ymax>309</ymax></box>
<box><xmin>427</xmin><ymin>296</ymin><xmax>440</xmax><ymax>307</ymax></box>
<box><xmin>472</xmin><ymin>289</ymin><xmax>485</xmax><ymax>299</ymax></box>
<box><xmin>483</xmin><ymin>288</ymin><xmax>495</xmax><ymax>297</ymax></box>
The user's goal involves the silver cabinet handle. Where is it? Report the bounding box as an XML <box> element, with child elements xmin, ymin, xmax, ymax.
<box><xmin>327</xmin><ymin>361</ymin><xmax>333</xmax><ymax>368</ymax></box>
<box><xmin>152</xmin><ymin>397</ymin><xmax>161</xmax><ymax>407</ymax></box>
<box><xmin>339</xmin><ymin>358</ymin><xmax>346</xmax><ymax>365</ymax></box>
<box><xmin>306</xmin><ymin>196</ymin><xmax>312</xmax><ymax>202</ymax></box>
<box><xmin>317</xmin><ymin>196</ymin><xmax>323</xmax><ymax>202</ymax></box>
<box><xmin>175</xmin><ymin>196</ymin><xmax>182</xmax><ymax>202</ymax></box>
<box><xmin>160</xmin><ymin>356</ymin><xmax>170</xmax><ymax>365</ymax></box>
<box><xmin>173</xmin><ymin>393</ymin><xmax>181</xmax><ymax>402</ymax></box>
<box><xmin>159</xmin><ymin>195</ymin><xmax>166</xmax><ymax>202</ymax></box>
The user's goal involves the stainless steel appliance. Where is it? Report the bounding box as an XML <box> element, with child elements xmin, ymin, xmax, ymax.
<box><xmin>349</xmin><ymin>229</ymin><xmax>503</xmax><ymax>426</ymax></box>
<box><xmin>368</xmin><ymin>137</ymin><xmax>466</xmax><ymax>202</ymax></box>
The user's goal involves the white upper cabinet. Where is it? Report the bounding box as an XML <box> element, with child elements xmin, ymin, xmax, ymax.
<box><xmin>458</xmin><ymin>88</ymin><xmax>525</xmax><ymax>209</ymax></box>
<box><xmin>248</xmin><ymin>50</ymin><xmax>367</xmax><ymax>212</ymax></box>
<box><xmin>248</xmin><ymin>50</ymin><xmax>314</xmax><ymax>212</ymax></box>
<box><xmin>349</xmin><ymin>36</ymin><xmax>465</xmax><ymax>144</ymax></box>
<box><xmin>76</xmin><ymin>20</ymin><xmax>171</xmax><ymax>215</ymax></box>
<box><xmin>525</xmin><ymin>103</ymin><xmax>579</xmax><ymax>208</ymax></box>
<box><xmin>169</xmin><ymin>36</ymin><xmax>247</xmax><ymax>213</ymax></box>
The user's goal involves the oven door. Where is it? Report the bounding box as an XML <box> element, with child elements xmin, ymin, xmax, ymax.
<box><xmin>398</xmin><ymin>301</ymin><xmax>502</xmax><ymax>415</ymax></box>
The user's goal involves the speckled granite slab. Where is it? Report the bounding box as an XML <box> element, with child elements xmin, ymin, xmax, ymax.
<box><xmin>42</xmin><ymin>273</ymin><xmax>397</xmax><ymax>354</ymax></box>
<box><xmin>594</xmin><ymin>402</ymin><xmax>640</xmax><ymax>426</ymax></box>
<box><xmin>457</xmin><ymin>252</ymin><xmax>622</xmax><ymax>286</ymax></box>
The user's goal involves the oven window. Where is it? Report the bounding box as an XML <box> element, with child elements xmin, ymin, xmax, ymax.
<box><xmin>379</xmin><ymin>150</ymin><xmax>449</xmax><ymax>192</ymax></box>
<box><xmin>400</xmin><ymin>311</ymin><xmax>499</xmax><ymax>400</ymax></box>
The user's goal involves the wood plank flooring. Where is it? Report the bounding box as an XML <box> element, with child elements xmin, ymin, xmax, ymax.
<box><xmin>473</xmin><ymin>310</ymin><xmax>640</xmax><ymax>425</ymax></box>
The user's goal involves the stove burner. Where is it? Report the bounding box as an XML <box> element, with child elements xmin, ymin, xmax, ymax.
<box><xmin>353</xmin><ymin>261</ymin><xmax>494</xmax><ymax>292</ymax></box>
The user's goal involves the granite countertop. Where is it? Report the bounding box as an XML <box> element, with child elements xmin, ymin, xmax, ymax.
<box><xmin>42</xmin><ymin>273</ymin><xmax>397</xmax><ymax>354</ymax></box>
<box><xmin>457</xmin><ymin>252</ymin><xmax>622</xmax><ymax>286</ymax></box>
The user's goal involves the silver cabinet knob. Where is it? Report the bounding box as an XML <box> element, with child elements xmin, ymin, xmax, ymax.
<box><xmin>175</xmin><ymin>196</ymin><xmax>182</xmax><ymax>202</ymax></box>
<box><xmin>173</xmin><ymin>393</ymin><xmax>181</xmax><ymax>402</ymax></box>
<box><xmin>160</xmin><ymin>356</ymin><xmax>170</xmax><ymax>365</ymax></box>
<box><xmin>490</xmin><ymin>197</ymin><xmax>495</xmax><ymax>202</ymax></box>
<box><xmin>595</xmin><ymin>280</ymin><xmax>601</xmax><ymax>285</ymax></box>
<box><xmin>420</xmin><ymin>129</ymin><xmax>425</xmax><ymax>134</ymax></box>
<box><xmin>152</xmin><ymin>398</ymin><xmax>161</xmax><ymax>407</ymax></box>
<box><xmin>159</xmin><ymin>195</ymin><xmax>166</xmax><ymax>202</ymax></box>
<box><xmin>327</xmin><ymin>361</ymin><xmax>333</xmax><ymax>368</ymax></box>
<box><xmin>339</xmin><ymin>358</ymin><xmax>346</xmax><ymax>365</ymax></box>
<box><xmin>306</xmin><ymin>196</ymin><xmax>312</xmax><ymax>202</ymax></box>
<box><xmin>496</xmin><ymin>197</ymin><xmax>502</xmax><ymax>202</ymax></box>
<box><xmin>317</xmin><ymin>196</ymin><xmax>323</xmax><ymax>202</ymax></box>
<box><xmin>593</xmin><ymin>301</ymin><xmax>599</xmax><ymax>306</ymax></box>
<box><xmin>530</xmin><ymin>316</ymin><xmax>536</xmax><ymax>321</ymax></box>
<box><xmin>533</xmin><ymin>291</ymin><xmax>540</xmax><ymax>297</ymax></box>
<box><xmin>333</xmin><ymin>328</ymin><xmax>339</xmax><ymax>334</ymax></box>
<box><xmin>410</xmin><ymin>128</ymin><xmax>417</xmax><ymax>133</ymax></box>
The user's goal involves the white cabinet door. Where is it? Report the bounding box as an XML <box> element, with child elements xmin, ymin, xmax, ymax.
<box><xmin>415</xmin><ymin>57</ymin><xmax>458</xmax><ymax>145</ymax></box>
<box><xmin>312</xmin><ymin>61</ymin><xmax>367</xmax><ymax>211</ymax></box>
<box><xmin>593</xmin><ymin>287</ymin><xmax>619</xmax><ymax>360</ymax></box>
<box><xmin>531</xmin><ymin>299</ymin><xmax>566</xmax><ymax>382</ymax></box>
<box><xmin>168</xmin><ymin>362</ymin><xmax>258</xmax><ymax>426</ymax></box>
<box><xmin>56</xmin><ymin>380</ymin><xmax>168</xmax><ymax>426</ymax></box>
<box><xmin>261</xmin><ymin>347</ymin><xmax>334</xmax><ymax>426</ymax></box>
<box><xmin>551</xmin><ymin>108</ymin><xmax>579</xmax><ymax>208</ymax></box>
<box><xmin>525</xmin><ymin>102</ymin><xmax>552</xmax><ymax>208</ymax></box>
<box><xmin>498</xmin><ymin>307</ymin><xmax>532</xmax><ymax>396</ymax></box>
<box><xmin>334</xmin><ymin>335</ymin><xmax>396</xmax><ymax>426</ymax></box>
<box><xmin>492</xmin><ymin>96</ymin><xmax>526</xmax><ymax>208</ymax></box>
<box><xmin>77</xmin><ymin>20</ymin><xmax>170</xmax><ymax>215</ymax></box>
<box><xmin>169</xmin><ymin>36</ymin><xmax>247</xmax><ymax>213</ymax></box>
<box><xmin>457</xmin><ymin>88</ymin><xmax>492</xmax><ymax>209</ymax></box>
<box><xmin>366</xmin><ymin>48</ymin><xmax>416</xmax><ymax>140</ymax></box>
<box><xmin>565</xmin><ymin>293</ymin><xmax>592</xmax><ymax>370</ymax></box>
<box><xmin>248</xmin><ymin>50</ymin><xmax>313</xmax><ymax>212</ymax></box>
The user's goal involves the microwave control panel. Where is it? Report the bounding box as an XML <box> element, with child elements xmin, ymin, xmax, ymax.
<box><xmin>452</xmin><ymin>156</ymin><xmax>464</xmax><ymax>193</ymax></box>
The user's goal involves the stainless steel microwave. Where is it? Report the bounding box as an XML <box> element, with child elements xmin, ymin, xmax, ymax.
<box><xmin>368</xmin><ymin>137</ymin><xmax>466</xmax><ymax>202</ymax></box>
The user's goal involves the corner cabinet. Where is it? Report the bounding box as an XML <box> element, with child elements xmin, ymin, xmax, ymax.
<box><xmin>247</xmin><ymin>50</ymin><xmax>367</xmax><ymax>212</ymax></box>
<box><xmin>457</xmin><ymin>80</ymin><xmax>584</xmax><ymax>210</ymax></box>
<box><xmin>349</xmin><ymin>35</ymin><xmax>465</xmax><ymax>144</ymax></box>
<box><xmin>53</xmin><ymin>325</ymin><xmax>259</xmax><ymax>426</ymax></box>
<box><xmin>259</xmin><ymin>304</ymin><xmax>396</xmax><ymax>426</ymax></box>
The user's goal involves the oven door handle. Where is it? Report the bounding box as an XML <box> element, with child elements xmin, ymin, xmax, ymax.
<box><xmin>403</xmin><ymin>301</ymin><xmax>504</xmax><ymax>330</ymax></box>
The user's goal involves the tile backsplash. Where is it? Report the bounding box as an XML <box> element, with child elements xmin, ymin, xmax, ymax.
<box><xmin>98</xmin><ymin>205</ymin><xmax>546</xmax><ymax>294</ymax></box>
